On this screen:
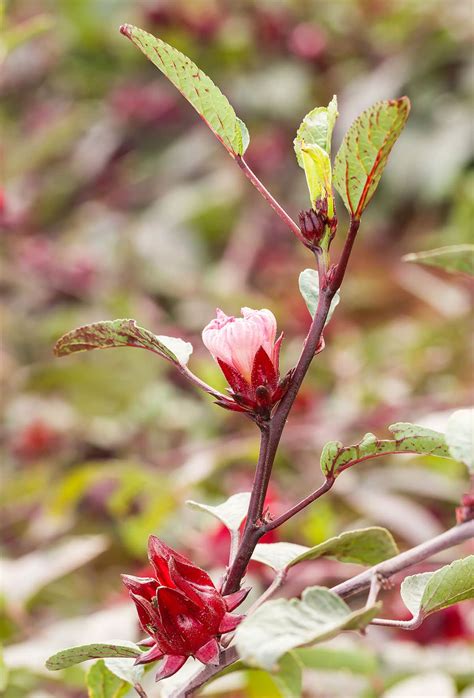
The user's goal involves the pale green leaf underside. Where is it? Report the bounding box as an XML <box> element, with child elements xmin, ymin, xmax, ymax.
<box><xmin>445</xmin><ymin>409</ymin><xmax>474</xmax><ymax>473</ymax></box>
<box><xmin>403</xmin><ymin>244</ymin><xmax>474</xmax><ymax>277</ymax></box>
<box><xmin>235</xmin><ymin>586</ymin><xmax>379</xmax><ymax>670</ymax></box>
<box><xmin>186</xmin><ymin>491</ymin><xmax>251</xmax><ymax>532</ymax></box>
<box><xmin>294</xmin><ymin>96</ymin><xmax>338</xmax><ymax>166</ymax></box>
<box><xmin>299</xmin><ymin>269</ymin><xmax>340</xmax><ymax>322</ymax></box>
<box><xmin>46</xmin><ymin>642</ymin><xmax>141</xmax><ymax>671</ymax></box>
<box><xmin>54</xmin><ymin>319</ymin><xmax>193</xmax><ymax>366</ymax></box>
<box><xmin>87</xmin><ymin>660</ymin><xmax>129</xmax><ymax>698</ymax></box>
<box><xmin>252</xmin><ymin>527</ymin><xmax>398</xmax><ymax>572</ymax></box>
<box><xmin>333</xmin><ymin>97</ymin><xmax>410</xmax><ymax>218</ymax></box>
<box><xmin>401</xmin><ymin>556</ymin><xmax>474</xmax><ymax>620</ymax></box>
<box><xmin>120</xmin><ymin>24</ymin><xmax>248</xmax><ymax>156</ymax></box>
<box><xmin>320</xmin><ymin>422</ymin><xmax>450</xmax><ymax>477</ymax></box>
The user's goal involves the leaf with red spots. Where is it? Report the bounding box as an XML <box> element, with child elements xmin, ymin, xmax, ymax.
<box><xmin>54</xmin><ymin>319</ymin><xmax>192</xmax><ymax>366</ymax></box>
<box><xmin>333</xmin><ymin>98</ymin><xmax>410</xmax><ymax>219</ymax></box>
<box><xmin>119</xmin><ymin>24</ymin><xmax>249</xmax><ymax>157</ymax></box>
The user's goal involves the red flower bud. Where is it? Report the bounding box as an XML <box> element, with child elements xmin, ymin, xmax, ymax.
<box><xmin>202</xmin><ymin>308</ymin><xmax>290</xmax><ymax>420</ymax></box>
<box><xmin>122</xmin><ymin>536</ymin><xmax>249</xmax><ymax>681</ymax></box>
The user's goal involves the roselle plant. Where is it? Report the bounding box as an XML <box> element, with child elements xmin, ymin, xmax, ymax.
<box><xmin>45</xmin><ymin>24</ymin><xmax>474</xmax><ymax>698</ymax></box>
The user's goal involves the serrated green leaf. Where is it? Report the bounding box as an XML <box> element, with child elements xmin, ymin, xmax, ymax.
<box><xmin>333</xmin><ymin>97</ymin><xmax>410</xmax><ymax>218</ymax></box>
<box><xmin>294</xmin><ymin>96</ymin><xmax>338</xmax><ymax>165</ymax></box>
<box><xmin>252</xmin><ymin>527</ymin><xmax>398</xmax><ymax>572</ymax></box>
<box><xmin>403</xmin><ymin>245</ymin><xmax>474</xmax><ymax>277</ymax></box>
<box><xmin>299</xmin><ymin>269</ymin><xmax>340</xmax><ymax>321</ymax></box>
<box><xmin>235</xmin><ymin>586</ymin><xmax>379</xmax><ymax>670</ymax></box>
<box><xmin>445</xmin><ymin>409</ymin><xmax>474</xmax><ymax>473</ymax></box>
<box><xmin>45</xmin><ymin>642</ymin><xmax>141</xmax><ymax>671</ymax></box>
<box><xmin>87</xmin><ymin>660</ymin><xmax>129</xmax><ymax>698</ymax></box>
<box><xmin>401</xmin><ymin>557</ymin><xmax>474</xmax><ymax>622</ymax></box>
<box><xmin>54</xmin><ymin>319</ymin><xmax>193</xmax><ymax>366</ymax></box>
<box><xmin>320</xmin><ymin>422</ymin><xmax>450</xmax><ymax>478</ymax></box>
<box><xmin>120</xmin><ymin>24</ymin><xmax>249</xmax><ymax>156</ymax></box>
<box><xmin>186</xmin><ymin>491</ymin><xmax>251</xmax><ymax>532</ymax></box>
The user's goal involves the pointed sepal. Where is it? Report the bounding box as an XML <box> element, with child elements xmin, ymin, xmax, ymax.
<box><xmin>224</xmin><ymin>587</ymin><xmax>251</xmax><ymax>612</ymax></box>
<box><xmin>155</xmin><ymin>654</ymin><xmax>187</xmax><ymax>681</ymax></box>
<box><xmin>194</xmin><ymin>638</ymin><xmax>220</xmax><ymax>666</ymax></box>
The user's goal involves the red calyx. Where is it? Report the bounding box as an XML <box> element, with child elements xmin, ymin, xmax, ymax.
<box><xmin>122</xmin><ymin>536</ymin><xmax>248</xmax><ymax>681</ymax></box>
<box><xmin>215</xmin><ymin>340</ymin><xmax>290</xmax><ymax>420</ymax></box>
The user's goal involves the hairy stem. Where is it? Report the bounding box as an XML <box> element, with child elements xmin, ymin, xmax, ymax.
<box><xmin>235</xmin><ymin>156</ymin><xmax>305</xmax><ymax>244</ymax></box>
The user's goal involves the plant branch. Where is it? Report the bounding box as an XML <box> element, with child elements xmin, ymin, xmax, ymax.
<box><xmin>178</xmin><ymin>520</ymin><xmax>473</xmax><ymax>697</ymax></box>
<box><xmin>263</xmin><ymin>477</ymin><xmax>335</xmax><ymax>533</ymax></box>
<box><xmin>235</xmin><ymin>156</ymin><xmax>305</xmax><ymax>244</ymax></box>
<box><xmin>133</xmin><ymin>684</ymin><xmax>148</xmax><ymax>698</ymax></box>
<box><xmin>222</xmin><ymin>216</ymin><xmax>362</xmax><ymax>594</ymax></box>
<box><xmin>221</xmin><ymin>424</ymin><xmax>270</xmax><ymax>593</ymax></box>
<box><xmin>171</xmin><ymin>647</ymin><xmax>239</xmax><ymax>698</ymax></box>
<box><xmin>332</xmin><ymin>519</ymin><xmax>474</xmax><ymax>598</ymax></box>
<box><xmin>329</xmin><ymin>217</ymin><xmax>360</xmax><ymax>293</ymax></box>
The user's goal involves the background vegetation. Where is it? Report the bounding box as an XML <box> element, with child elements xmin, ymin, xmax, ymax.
<box><xmin>2</xmin><ymin>0</ymin><xmax>473</xmax><ymax>696</ymax></box>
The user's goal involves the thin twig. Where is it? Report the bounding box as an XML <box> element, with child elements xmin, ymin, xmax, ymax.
<box><xmin>133</xmin><ymin>684</ymin><xmax>149</xmax><ymax>698</ymax></box>
<box><xmin>365</xmin><ymin>573</ymin><xmax>384</xmax><ymax>608</ymax></box>
<box><xmin>332</xmin><ymin>519</ymin><xmax>474</xmax><ymax>599</ymax></box>
<box><xmin>263</xmin><ymin>477</ymin><xmax>335</xmax><ymax>533</ymax></box>
<box><xmin>235</xmin><ymin>156</ymin><xmax>305</xmax><ymax>244</ymax></box>
<box><xmin>247</xmin><ymin>570</ymin><xmax>287</xmax><ymax>614</ymax></box>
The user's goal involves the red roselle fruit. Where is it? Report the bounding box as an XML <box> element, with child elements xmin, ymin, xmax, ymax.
<box><xmin>122</xmin><ymin>536</ymin><xmax>249</xmax><ymax>681</ymax></box>
<box><xmin>202</xmin><ymin>307</ymin><xmax>291</xmax><ymax>419</ymax></box>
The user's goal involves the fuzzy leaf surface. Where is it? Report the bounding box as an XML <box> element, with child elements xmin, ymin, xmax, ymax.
<box><xmin>320</xmin><ymin>422</ymin><xmax>450</xmax><ymax>478</ymax></box>
<box><xmin>87</xmin><ymin>660</ymin><xmax>129</xmax><ymax>698</ymax></box>
<box><xmin>186</xmin><ymin>491</ymin><xmax>251</xmax><ymax>532</ymax></box>
<box><xmin>299</xmin><ymin>269</ymin><xmax>340</xmax><ymax>322</ymax></box>
<box><xmin>54</xmin><ymin>319</ymin><xmax>193</xmax><ymax>366</ymax></box>
<box><xmin>333</xmin><ymin>97</ymin><xmax>410</xmax><ymax>218</ymax></box>
<box><xmin>235</xmin><ymin>586</ymin><xmax>379</xmax><ymax>670</ymax></box>
<box><xmin>46</xmin><ymin>642</ymin><xmax>141</xmax><ymax>671</ymax></box>
<box><xmin>401</xmin><ymin>557</ymin><xmax>474</xmax><ymax>621</ymax></box>
<box><xmin>253</xmin><ymin>527</ymin><xmax>398</xmax><ymax>572</ymax></box>
<box><xmin>403</xmin><ymin>244</ymin><xmax>474</xmax><ymax>277</ymax></box>
<box><xmin>445</xmin><ymin>409</ymin><xmax>474</xmax><ymax>473</ymax></box>
<box><xmin>120</xmin><ymin>24</ymin><xmax>248</xmax><ymax>156</ymax></box>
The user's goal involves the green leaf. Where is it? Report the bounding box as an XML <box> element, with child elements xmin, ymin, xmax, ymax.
<box><xmin>87</xmin><ymin>660</ymin><xmax>129</xmax><ymax>698</ymax></box>
<box><xmin>299</xmin><ymin>269</ymin><xmax>340</xmax><ymax>322</ymax></box>
<box><xmin>320</xmin><ymin>422</ymin><xmax>450</xmax><ymax>478</ymax></box>
<box><xmin>54</xmin><ymin>319</ymin><xmax>193</xmax><ymax>366</ymax></box>
<box><xmin>270</xmin><ymin>652</ymin><xmax>303</xmax><ymax>698</ymax></box>
<box><xmin>401</xmin><ymin>556</ymin><xmax>474</xmax><ymax>622</ymax></box>
<box><xmin>252</xmin><ymin>527</ymin><xmax>398</xmax><ymax>572</ymax></box>
<box><xmin>294</xmin><ymin>96</ymin><xmax>338</xmax><ymax>165</ymax></box>
<box><xmin>120</xmin><ymin>24</ymin><xmax>249</xmax><ymax>156</ymax></box>
<box><xmin>103</xmin><ymin>640</ymin><xmax>145</xmax><ymax>685</ymax></box>
<box><xmin>235</xmin><ymin>586</ymin><xmax>379</xmax><ymax>670</ymax></box>
<box><xmin>402</xmin><ymin>244</ymin><xmax>474</xmax><ymax>277</ymax></box>
<box><xmin>186</xmin><ymin>491</ymin><xmax>251</xmax><ymax>532</ymax></box>
<box><xmin>445</xmin><ymin>409</ymin><xmax>474</xmax><ymax>473</ymax></box>
<box><xmin>333</xmin><ymin>97</ymin><xmax>410</xmax><ymax>218</ymax></box>
<box><xmin>300</xmin><ymin>144</ymin><xmax>334</xmax><ymax>214</ymax></box>
<box><xmin>45</xmin><ymin>642</ymin><xmax>141</xmax><ymax>671</ymax></box>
